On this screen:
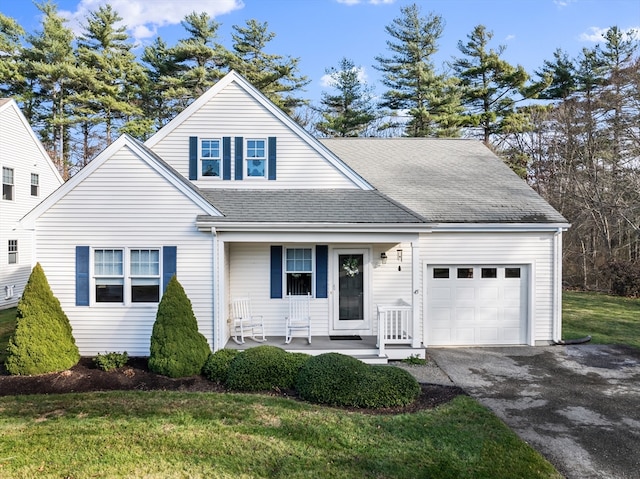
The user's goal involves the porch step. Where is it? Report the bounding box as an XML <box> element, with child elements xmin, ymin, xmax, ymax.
<box><xmin>354</xmin><ymin>354</ymin><xmax>389</xmax><ymax>365</ymax></box>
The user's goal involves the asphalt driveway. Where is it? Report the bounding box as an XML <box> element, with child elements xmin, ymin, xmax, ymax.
<box><xmin>429</xmin><ymin>345</ymin><xmax>640</xmax><ymax>479</ymax></box>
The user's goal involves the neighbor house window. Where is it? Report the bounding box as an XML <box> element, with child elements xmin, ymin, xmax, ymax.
<box><xmin>31</xmin><ymin>173</ymin><xmax>39</xmax><ymax>196</ymax></box>
<box><xmin>286</xmin><ymin>248</ymin><xmax>312</xmax><ymax>295</ymax></box>
<box><xmin>201</xmin><ymin>139</ymin><xmax>221</xmax><ymax>177</ymax></box>
<box><xmin>94</xmin><ymin>249</ymin><xmax>124</xmax><ymax>302</ymax></box>
<box><xmin>246</xmin><ymin>139</ymin><xmax>266</xmax><ymax>177</ymax></box>
<box><xmin>3</xmin><ymin>167</ymin><xmax>14</xmax><ymax>200</ymax></box>
<box><xmin>8</xmin><ymin>240</ymin><xmax>17</xmax><ymax>264</ymax></box>
<box><xmin>130</xmin><ymin>249</ymin><xmax>160</xmax><ymax>302</ymax></box>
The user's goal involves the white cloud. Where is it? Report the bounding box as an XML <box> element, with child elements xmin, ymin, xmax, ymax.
<box><xmin>579</xmin><ymin>26</ymin><xmax>640</xmax><ymax>43</ymax></box>
<box><xmin>505</xmin><ymin>34</ymin><xmax>516</xmax><ymax>42</ymax></box>
<box><xmin>553</xmin><ymin>0</ymin><xmax>577</xmax><ymax>7</ymax></box>
<box><xmin>60</xmin><ymin>0</ymin><xmax>244</xmax><ymax>40</ymax></box>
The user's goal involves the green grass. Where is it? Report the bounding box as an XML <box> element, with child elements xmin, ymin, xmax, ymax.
<box><xmin>0</xmin><ymin>391</ymin><xmax>560</xmax><ymax>479</ymax></box>
<box><xmin>562</xmin><ymin>291</ymin><xmax>640</xmax><ymax>349</ymax></box>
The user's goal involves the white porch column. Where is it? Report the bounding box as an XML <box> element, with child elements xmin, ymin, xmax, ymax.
<box><xmin>411</xmin><ymin>241</ymin><xmax>421</xmax><ymax>348</ymax></box>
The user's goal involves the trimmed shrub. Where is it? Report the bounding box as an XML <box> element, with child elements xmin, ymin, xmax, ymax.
<box><xmin>226</xmin><ymin>346</ymin><xmax>308</xmax><ymax>392</ymax></box>
<box><xmin>296</xmin><ymin>353</ymin><xmax>421</xmax><ymax>408</ymax></box>
<box><xmin>5</xmin><ymin>263</ymin><xmax>80</xmax><ymax>375</ymax></box>
<box><xmin>202</xmin><ymin>349</ymin><xmax>240</xmax><ymax>383</ymax></box>
<box><xmin>94</xmin><ymin>351</ymin><xmax>129</xmax><ymax>371</ymax></box>
<box><xmin>148</xmin><ymin>276</ymin><xmax>211</xmax><ymax>378</ymax></box>
<box><xmin>607</xmin><ymin>260</ymin><xmax>640</xmax><ymax>297</ymax></box>
<box><xmin>295</xmin><ymin>353</ymin><xmax>370</xmax><ymax>407</ymax></box>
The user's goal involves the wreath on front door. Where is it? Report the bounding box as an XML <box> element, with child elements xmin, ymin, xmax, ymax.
<box><xmin>342</xmin><ymin>257</ymin><xmax>360</xmax><ymax>277</ymax></box>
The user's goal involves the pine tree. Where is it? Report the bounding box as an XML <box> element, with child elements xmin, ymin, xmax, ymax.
<box><xmin>5</xmin><ymin>263</ymin><xmax>80</xmax><ymax>375</ymax></box>
<box><xmin>22</xmin><ymin>0</ymin><xmax>77</xmax><ymax>178</ymax></box>
<box><xmin>148</xmin><ymin>276</ymin><xmax>211</xmax><ymax>378</ymax></box>
<box><xmin>170</xmin><ymin>11</ymin><xmax>227</xmax><ymax>107</ymax></box>
<box><xmin>0</xmin><ymin>13</ymin><xmax>27</xmax><ymax>101</ymax></box>
<box><xmin>75</xmin><ymin>4</ymin><xmax>147</xmax><ymax>148</ymax></box>
<box><xmin>374</xmin><ymin>3</ymin><xmax>462</xmax><ymax>137</ymax></box>
<box><xmin>451</xmin><ymin>24</ymin><xmax>533</xmax><ymax>145</ymax></box>
<box><xmin>228</xmin><ymin>19</ymin><xmax>309</xmax><ymax>114</ymax></box>
<box><xmin>316</xmin><ymin>58</ymin><xmax>376</xmax><ymax>137</ymax></box>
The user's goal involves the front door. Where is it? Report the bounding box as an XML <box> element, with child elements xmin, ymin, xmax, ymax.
<box><xmin>333</xmin><ymin>249</ymin><xmax>369</xmax><ymax>332</ymax></box>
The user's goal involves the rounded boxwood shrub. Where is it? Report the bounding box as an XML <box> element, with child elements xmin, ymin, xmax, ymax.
<box><xmin>202</xmin><ymin>349</ymin><xmax>240</xmax><ymax>383</ymax></box>
<box><xmin>295</xmin><ymin>353</ymin><xmax>370</xmax><ymax>407</ymax></box>
<box><xmin>148</xmin><ymin>276</ymin><xmax>211</xmax><ymax>378</ymax></box>
<box><xmin>296</xmin><ymin>353</ymin><xmax>421</xmax><ymax>408</ymax></box>
<box><xmin>5</xmin><ymin>263</ymin><xmax>80</xmax><ymax>375</ymax></box>
<box><xmin>226</xmin><ymin>346</ymin><xmax>307</xmax><ymax>392</ymax></box>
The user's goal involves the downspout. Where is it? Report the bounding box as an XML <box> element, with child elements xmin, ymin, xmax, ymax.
<box><xmin>211</xmin><ymin>227</ymin><xmax>218</xmax><ymax>351</ymax></box>
<box><xmin>552</xmin><ymin>227</ymin><xmax>562</xmax><ymax>343</ymax></box>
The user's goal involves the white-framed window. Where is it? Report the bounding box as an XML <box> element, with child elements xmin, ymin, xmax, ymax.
<box><xmin>200</xmin><ymin>138</ymin><xmax>221</xmax><ymax>177</ymax></box>
<box><xmin>94</xmin><ymin>249</ymin><xmax>124</xmax><ymax>303</ymax></box>
<box><xmin>130</xmin><ymin>249</ymin><xmax>160</xmax><ymax>302</ymax></box>
<box><xmin>31</xmin><ymin>173</ymin><xmax>39</xmax><ymax>197</ymax></box>
<box><xmin>285</xmin><ymin>247</ymin><xmax>313</xmax><ymax>295</ymax></box>
<box><xmin>3</xmin><ymin>167</ymin><xmax>14</xmax><ymax>200</ymax></box>
<box><xmin>8</xmin><ymin>240</ymin><xmax>17</xmax><ymax>264</ymax></box>
<box><xmin>94</xmin><ymin>248</ymin><xmax>161</xmax><ymax>304</ymax></box>
<box><xmin>246</xmin><ymin>139</ymin><xmax>266</xmax><ymax>177</ymax></box>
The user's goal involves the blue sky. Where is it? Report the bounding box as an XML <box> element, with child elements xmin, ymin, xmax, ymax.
<box><xmin>2</xmin><ymin>0</ymin><xmax>639</xmax><ymax>104</ymax></box>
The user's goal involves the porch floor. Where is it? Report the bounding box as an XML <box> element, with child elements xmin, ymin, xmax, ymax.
<box><xmin>223</xmin><ymin>335</ymin><xmax>425</xmax><ymax>364</ymax></box>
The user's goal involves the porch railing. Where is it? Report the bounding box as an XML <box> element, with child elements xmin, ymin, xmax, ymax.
<box><xmin>377</xmin><ymin>301</ymin><xmax>412</xmax><ymax>358</ymax></box>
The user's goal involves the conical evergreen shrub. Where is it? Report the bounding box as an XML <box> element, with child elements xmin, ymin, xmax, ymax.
<box><xmin>148</xmin><ymin>276</ymin><xmax>211</xmax><ymax>378</ymax></box>
<box><xmin>5</xmin><ymin>263</ymin><xmax>80</xmax><ymax>375</ymax></box>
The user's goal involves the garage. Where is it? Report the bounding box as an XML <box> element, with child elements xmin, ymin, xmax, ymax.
<box><xmin>426</xmin><ymin>265</ymin><xmax>528</xmax><ymax>346</ymax></box>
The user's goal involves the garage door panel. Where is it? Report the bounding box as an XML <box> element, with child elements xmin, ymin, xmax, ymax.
<box><xmin>427</xmin><ymin>265</ymin><xmax>527</xmax><ymax>346</ymax></box>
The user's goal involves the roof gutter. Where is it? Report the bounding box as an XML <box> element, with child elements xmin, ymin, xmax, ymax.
<box><xmin>431</xmin><ymin>222</ymin><xmax>571</xmax><ymax>233</ymax></box>
<box><xmin>196</xmin><ymin>220</ymin><xmax>430</xmax><ymax>234</ymax></box>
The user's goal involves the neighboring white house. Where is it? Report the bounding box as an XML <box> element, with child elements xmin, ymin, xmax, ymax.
<box><xmin>20</xmin><ymin>72</ymin><xmax>569</xmax><ymax>362</ymax></box>
<box><xmin>0</xmin><ymin>99</ymin><xmax>63</xmax><ymax>309</ymax></box>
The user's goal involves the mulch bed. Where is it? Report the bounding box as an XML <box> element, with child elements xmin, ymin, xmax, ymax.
<box><xmin>0</xmin><ymin>357</ymin><xmax>465</xmax><ymax>414</ymax></box>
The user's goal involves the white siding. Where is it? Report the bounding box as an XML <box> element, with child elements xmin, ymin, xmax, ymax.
<box><xmin>151</xmin><ymin>82</ymin><xmax>358</xmax><ymax>189</ymax></box>
<box><xmin>0</xmin><ymin>102</ymin><xmax>62</xmax><ymax>308</ymax></box>
<box><xmin>420</xmin><ymin>232</ymin><xmax>556</xmax><ymax>343</ymax></box>
<box><xmin>34</xmin><ymin>146</ymin><xmax>214</xmax><ymax>355</ymax></box>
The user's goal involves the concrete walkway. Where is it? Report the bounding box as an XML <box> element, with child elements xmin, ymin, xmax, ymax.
<box><xmin>428</xmin><ymin>345</ymin><xmax>640</xmax><ymax>479</ymax></box>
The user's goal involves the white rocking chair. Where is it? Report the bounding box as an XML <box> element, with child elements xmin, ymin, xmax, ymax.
<box><xmin>285</xmin><ymin>293</ymin><xmax>312</xmax><ymax>344</ymax></box>
<box><xmin>230</xmin><ymin>296</ymin><xmax>266</xmax><ymax>344</ymax></box>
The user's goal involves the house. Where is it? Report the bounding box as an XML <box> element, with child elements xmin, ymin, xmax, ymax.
<box><xmin>0</xmin><ymin>99</ymin><xmax>63</xmax><ymax>309</ymax></box>
<box><xmin>19</xmin><ymin>72</ymin><xmax>569</xmax><ymax>362</ymax></box>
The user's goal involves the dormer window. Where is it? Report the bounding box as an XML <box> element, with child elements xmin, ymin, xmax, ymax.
<box><xmin>201</xmin><ymin>139</ymin><xmax>221</xmax><ymax>177</ymax></box>
<box><xmin>246</xmin><ymin>139</ymin><xmax>266</xmax><ymax>177</ymax></box>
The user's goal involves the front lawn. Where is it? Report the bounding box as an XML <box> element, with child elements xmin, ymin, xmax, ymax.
<box><xmin>0</xmin><ymin>391</ymin><xmax>560</xmax><ymax>478</ymax></box>
<box><xmin>562</xmin><ymin>291</ymin><xmax>640</xmax><ymax>349</ymax></box>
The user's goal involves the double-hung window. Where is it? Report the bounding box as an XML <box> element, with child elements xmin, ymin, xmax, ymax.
<box><xmin>130</xmin><ymin>249</ymin><xmax>160</xmax><ymax>302</ymax></box>
<box><xmin>3</xmin><ymin>167</ymin><xmax>14</xmax><ymax>200</ymax></box>
<box><xmin>94</xmin><ymin>248</ymin><xmax>160</xmax><ymax>303</ymax></box>
<box><xmin>8</xmin><ymin>240</ymin><xmax>17</xmax><ymax>264</ymax></box>
<box><xmin>31</xmin><ymin>173</ymin><xmax>39</xmax><ymax>197</ymax></box>
<box><xmin>95</xmin><ymin>249</ymin><xmax>124</xmax><ymax>302</ymax></box>
<box><xmin>201</xmin><ymin>139</ymin><xmax>221</xmax><ymax>177</ymax></box>
<box><xmin>285</xmin><ymin>247</ymin><xmax>313</xmax><ymax>295</ymax></box>
<box><xmin>246</xmin><ymin>139</ymin><xmax>266</xmax><ymax>177</ymax></box>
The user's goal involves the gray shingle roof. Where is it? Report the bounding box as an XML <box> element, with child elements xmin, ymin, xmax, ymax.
<box><xmin>198</xmin><ymin>189</ymin><xmax>425</xmax><ymax>224</ymax></box>
<box><xmin>321</xmin><ymin>138</ymin><xmax>568</xmax><ymax>224</ymax></box>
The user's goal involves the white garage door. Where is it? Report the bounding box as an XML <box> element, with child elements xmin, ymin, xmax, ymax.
<box><xmin>426</xmin><ymin>265</ymin><xmax>528</xmax><ymax>346</ymax></box>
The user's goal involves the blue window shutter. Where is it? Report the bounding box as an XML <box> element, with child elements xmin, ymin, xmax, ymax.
<box><xmin>268</xmin><ymin>136</ymin><xmax>277</xmax><ymax>180</ymax></box>
<box><xmin>222</xmin><ymin>137</ymin><xmax>231</xmax><ymax>180</ymax></box>
<box><xmin>163</xmin><ymin>246</ymin><xmax>177</xmax><ymax>292</ymax></box>
<box><xmin>234</xmin><ymin>136</ymin><xmax>243</xmax><ymax>180</ymax></box>
<box><xmin>270</xmin><ymin>245</ymin><xmax>283</xmax><ymax>299</ymax></box>
<box><xmin>316</xmin><ymin>245</ymin><xmax>328</xmax><ymax>299</ymax></box>
<box><xmin>76</xmin><ymin>246</ymin><xmax>90</xmax><ymax>306</ymax></box>
<box><xmin>189</xmin><ymin>137</ymin><xmax>198</xmax><ymax>180</ymax></box>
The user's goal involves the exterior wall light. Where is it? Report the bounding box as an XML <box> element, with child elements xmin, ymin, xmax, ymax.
<box><xmin>380</xmin><ymin>252</ymin><xmax>388</xmax><ymax>264</ymax></box>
